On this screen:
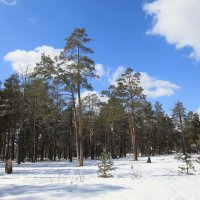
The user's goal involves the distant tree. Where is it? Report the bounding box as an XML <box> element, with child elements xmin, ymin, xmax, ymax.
<box><xmin>153</xmin><ymin>101</ymin><xmax>174</xmax><ymax>155</ymax></box>
<box><xmin>32</xmin><ymin>53</ymin><xmax>77</xmax><ymax>162</ymax></box>
<box><xmin>82</xmin><ymin>93</ymin><xmax>100</xmax><ymax>160</ymax></box>
<box><xmin>1</xmin><ymin>74</ymin><xmax>21</xmax><ymax>161</ymax></box>
<box><xmin>32</xmin><ymin>28</ymin><xmax>97</xmax><ymax>166</ymax></box>
<box><xmin>106</xmin><ymin>68</ymin><xmax>144</xmax><ymax>160</ymax></box>
<box><xmin>17</xmin><ymin>70</ymin><xmax>28</xmax><ymax>164</ymax></box>
<box><xmin>164</xmin><ymin>115</ymin><xmax>177</xmax><ymax>154</ymax></box>
<box><xmin>172</xmin><ymin>101</ymin><xmax>186</xmax><ymax>155</ymax></box>
<box><xmin>184</xmin><ymin>112</ymin><xmax>200</xmax><ymax>151</ymax></box>
<box><xmin>140</xmin><ymin>101</ymin><xmax>154</xmax><ymax>162</ymax></box>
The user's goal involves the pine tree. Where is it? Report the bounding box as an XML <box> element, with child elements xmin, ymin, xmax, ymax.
<box><xmin>154</xmin><ymin>101</ymin><xmax>166</xmax><ymax>155</ymax></box>
<box><xmin>172</xmin><ymin>101</ymin><xmax>186</xmax><ymax>155</ymax></box>
<box><xmin>82</xmin><ymin>93</ymin><xmax>100</xmax><ymax>160</ymax></box>
<box><xmin>185</xmin><ymin>112</ymin><xmax>200</xmax><ymax>151</ymax></box>
<box><xmin>97</xmin><ymin>149</ymin><xmax>115</xmax><ymax>178</ymax></box>
<box><xmin>105</xmin><ymin>68</ymin><xmax>144</xmax><ymax>160</ymax></box>
<box><xmin>60</xmin><ymin>28</ymin><xmax>97</xmax><ymax>166</ymax></box>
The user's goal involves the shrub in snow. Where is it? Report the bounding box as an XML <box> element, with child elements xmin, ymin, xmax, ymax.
<box><xmin>5</xmin><ymin>159</ymin><xmax>13</xmax><ymax>174</ymax></box>
<box><xmin>97</xmin><ymin>149</ymin><xmax>115</xmax><ymax>178</ymax></box>
<box><xmin>131</xmin><ymin>164</ymin><xmax>142</xmax><ymax>178</ymax></box>
<box><xmin>178</xmin><ymin>154</ymin><xmax>195</xmax><ymax>175</ymax></box>
<box><xmin>196</xmin><ymin>157</ymin><xmax>200</xmax><ymax>164</ymax></box>
<box><xmin>174</xmin><ymin>153</ymin><xmax>183</xmax><ymax>160</ymax></box>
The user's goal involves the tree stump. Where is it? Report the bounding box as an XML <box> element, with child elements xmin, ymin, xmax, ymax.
<box><xmin>5</xmin><ymin>159</ymin><xmax>13</xmax><ymax>174</ymax></box>
<box><xmin>147</xmin><ymin>157</ymin><xmax>151</xmax><ymax>163</ymax></box>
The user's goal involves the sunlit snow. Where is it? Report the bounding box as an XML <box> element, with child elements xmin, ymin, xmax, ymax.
<box><xmin>0</xmin><ymin>155</ymin><xmax>200</xmax><ymax>200</ymax></box>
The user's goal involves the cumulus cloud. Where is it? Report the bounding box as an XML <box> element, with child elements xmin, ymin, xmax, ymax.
<box><xmin>140</xmin><ymin>72</ymin><xmax>180</xmax><ymax>98</ymax></box>
<box><xmin>107</xmin><ymin>67</ymin><xmax>180</xmax><ymax>98</ymax></box>
<box><xmin>143</xmin><ymin>0</ymin><xmax>200</xmax><ymax>60</ymax></box>
<box><xmin>4</xmin><ymin>45</ymin><xmax>180</xmax><ymax>98</ymax></box>
<box><xmin>4</xmin><ymin>46</ymin><xmax>62</xmax><ymax>74</ymax></box>
<box><xmin>0</xmin><ymin>0</ymin><xmax>16</xmax><ymax>6</ymax></box>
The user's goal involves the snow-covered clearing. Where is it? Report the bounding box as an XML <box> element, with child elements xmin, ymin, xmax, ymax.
<box><xmin>0</xmin><ymin>155</ymin><xmax>200</xmax><ymax>200</ymax></box>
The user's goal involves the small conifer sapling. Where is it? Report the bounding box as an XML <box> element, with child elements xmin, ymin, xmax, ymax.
<box><xmin>97</xmin><ymin>149</ymin><xmax>115</xmax><ymax>178</ymax></box>
<box><xmin>178</xmin><ymin>154</ymin><xmax>195</xmax><ymax>175</ymax></box>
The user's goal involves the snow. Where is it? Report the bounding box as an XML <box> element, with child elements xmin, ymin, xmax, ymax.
<box><xmin>0</xmin><ymin>155</ymin><xmax>200</xmax><ymax>200</ymax></box>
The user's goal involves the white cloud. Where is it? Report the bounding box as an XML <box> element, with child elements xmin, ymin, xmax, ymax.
<box><xmin>4</xmin><ymin>46</ymin><xmax>62</xmax><ymax>74</ymax></box>
<box><xmin>140</xmin><ymin>72</ymin><xmax>180</xmax><ymax>98</ymax></box>
<box><xmin>0</xmin><ymin>0</ymin><xmax>16</xmax><ymax>6</ymax></box>
<box><xmin>95</xmin><ymin>63</ymin><xmax>105</xmax><ymax>78</ymax></box>
<box><xmin>81</xmin><ymin>90</ymin><xmax>108</xmax><ymax>103</ymax></box>
<box><xmin>143</xmin><ymin>0</ymin><xmax>200</xmax><ymax>60</ymax></box>
<box><xmin>108</xmin><ymin>66</ymin><xmax>126</xmax><ymax>85</ymax></box>
<box><xmin>196</xmin><ymin>107</ymin><xmax>200</xmax><ymax>116</ymax></box>
<box><xmin>107</xmin><ymin>67</ymin><xmax>180</xmax><ymax>98</ymax></box>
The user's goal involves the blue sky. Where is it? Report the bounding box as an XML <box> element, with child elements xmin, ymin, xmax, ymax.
<box><xmin>0</xmin><ymin>0</ymin><xmax>200</xmax><ymax>114</ymax></box>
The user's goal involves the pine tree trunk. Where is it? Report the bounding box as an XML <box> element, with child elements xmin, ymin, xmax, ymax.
<box><xmin>17</xmin><ymin>120</ymin><xmax>23</xmax><ymax>164</ymax></box>
<box><xmin>69</xmin><ymin>105</ymin><xmax>73</xmax><ymax>162</ymax></box>
<box><xmin>10</xmin><ymin>117</ymin><xmax>15</xmax><ymax>160</ymax></box>
<box><xmin>90</xmin><ymin>114</ymin><xmax>95</xmax><ymax>160</ymax></box>
<box><xmin>32</xmin><ymin>97</ymin><xmax>37</xmax><ymax>163</ymax></box>
<box><xmin>77</xmin><ymin>48</ymin><xmax>84</xmax><ymax>166</ymax></box>
<box><xmin>70</xmin><ymin>87</ymin><xmax>80</xmax><ymax>161</ymax></box>
<box><xmin>119</xmin><ymin>136</ymin><xmax>123</xmax><ymax>158</ymax></box>
<box><xmin>21</xmin><ymin>128</ymin><xmax>26</xmax><ymax>162</ymax></box>
<box><xmin>179</xmin><ymin>112</ymin><xmax>186</xmax><ymax>155</ymax></box>
<box><xmin>2</xmin><ymin>134</ymin><xmax>6</xmax><ymax>161</ymax></box>
<box><xmin>130</xmin><ymin>122</ymin><xmax>137</xmax><ymax>161</ymax></box>
<box><xmin>53</xmin><ymin>124</ymin><xmax>57</xmax><ymax>161</ymax></box>
<box><xmin>6</xmin><ymin>128</ymin><xmax>11</xmax><ymax>160</ymax></box>
<box><xmin>130</xmin><ymin>100</ymin><xmax>137</xmax><ymax>161</ymax></box>
<box><xmin>111</xmin><ymin>125</ymin><xmax>117</xmax><ymax>159</ymax></box>
<box><xmin>40</xmin><ymin>140</ymin><xmax>44</xmax><ymax>161</ymax></box>
<box><xmin>11</xmin><ymin>130</ymin><xmax>15</xmax><ymax>160</ymax></box>
<box><xmin>0</xmin><ymin>134</ymin><xmax>2</xmax><ymax>160</ymax></box>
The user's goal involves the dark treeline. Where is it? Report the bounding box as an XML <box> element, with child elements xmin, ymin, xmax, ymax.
<box><xmin>0</xmin><ymin>28</ymin><xmax>200</xmax><ymax>166</ymax></box>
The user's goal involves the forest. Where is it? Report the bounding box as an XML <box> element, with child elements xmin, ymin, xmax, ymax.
<box><xmin>0</xmin><ymin>28</ymin><xmax>200</xmax><ymax>166</ymax></box>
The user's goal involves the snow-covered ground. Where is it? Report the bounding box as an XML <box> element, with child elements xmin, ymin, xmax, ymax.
<box><xmin>0</xmin><ymin>155</ymin><xmax>200</xmax><ymax>200</ymax></box>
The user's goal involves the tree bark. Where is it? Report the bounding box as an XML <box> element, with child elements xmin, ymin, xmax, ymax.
<box><xmin>77</xmin><ymin>45</ymin><xmax>84</xmax><ymax>167</ymax></box>
<box><xmin>130</xmin><ymin>121</ymin><xmax>137</xmax><ymax>161</ymax></box>
<box><xmin>179</xmin><ymin>111</ymin><xmax>186</xmax><ymax>155</ymax></box>
<box><xmin>89</xmin><ymin>114</ymin><xmax>95</xmax><ymax>160</ymax></box>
